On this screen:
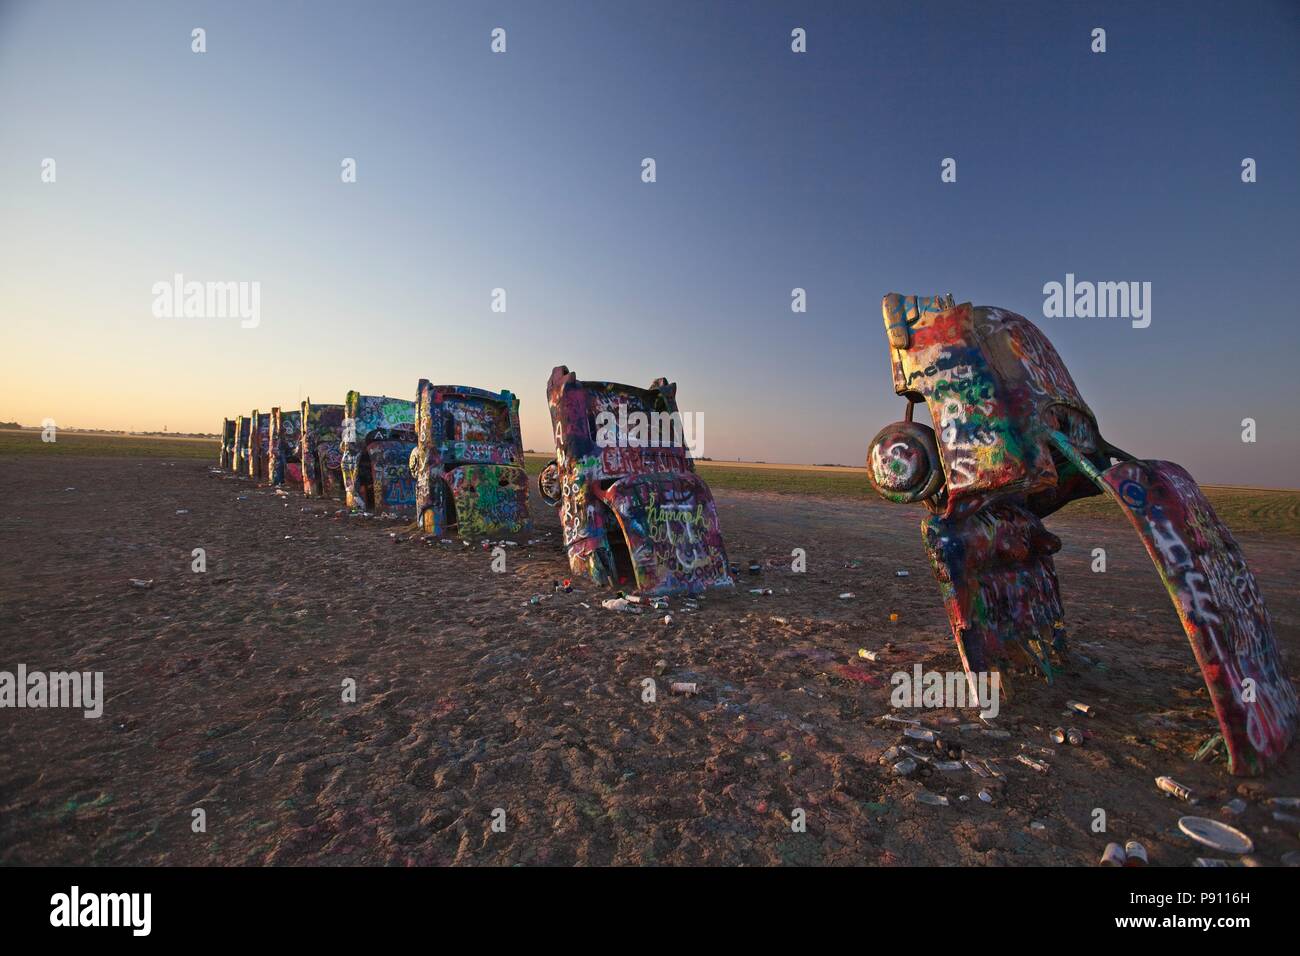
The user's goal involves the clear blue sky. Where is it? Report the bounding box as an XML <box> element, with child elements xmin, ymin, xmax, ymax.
<box><xmin>2</xmin><ymin>0</ymin><xmax>1297</xmax><ymax>485</ymax></box>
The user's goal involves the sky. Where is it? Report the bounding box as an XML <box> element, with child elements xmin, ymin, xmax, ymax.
<box><xmin>2</xmin><ymin>0</ymin><xmax>1298</xmax><ymax>485</ymax></box>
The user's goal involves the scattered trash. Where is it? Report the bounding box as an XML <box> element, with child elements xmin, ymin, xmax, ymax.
<box><xmin>904</xmin><ymin>727</ymin><xmax>936</xmax><ymax>742</ymax></box>
<box><xmin>1222</xmin><ymin>798</ymin><xmax>1247</xmax><ymax>817</ymax></box>
<box><xmin>748</xmin><ymin>561</ymin><xmax>761</xmax><ymax>575</ymax></box>
<box><xmin>1194</xmin><ymin>733</ymin><xmax>1227</xmax><ymax>764</ymax></box>
<box><xmin>934</xmin><ymin>760</ymin><xmax>963</xmax><ymax>772</ymax></box>
<box><xmin>1030</xmin><ymin>821</ymin><xmax>1046</xmax><ymax>831</ymax></box>
<box><xmin>670</xmin><ymin>682</ymin><xmax>698</xmax><ymax>696</ymax></box>
<box><xmin>128</xmin><ymin>578</ymin><xmax>153</xmax><ymax>589</ymax></box>
<box><xmin>888</xmin><ymin>612</ymin><xmax>899</xmax><ymax>622</ymax></box>
<box><xmin>1194</xmin><ymin>857</ymin><xmax>1243</xmax><ymax>867</ymax></box>
<box><xmin>895</xmin><ymin>570</ymin><xmax>909</xmax><ymax>578</ymax></box>
<box><xmin>749</xmin><ymin>588</ymin><xmax>773</xmax><ymax>596</ymax></box>
<box><xmin>602</xmin><ymin>597</ymin><xmax>641</xmax><ymax>614</ymax></box>
<box><xmin>1015</xmin><ymin>754</ymin><xmax>1049</xmax><ymax>773</ymax></box>
<box><xmin>1178</xmin><ymin>816</ymin><xmax>1253</xmax><ymax>855</ymax></box>
<box><xmin>915</xmin><ymin>791</ymin><xmax>949</xmax><ymax>807</ymax></box>
<box><xmin>838</xmin><ymin>592</ymin><xmax>855</xmax><ymax>600</ymax></box>
<box><xmin>1156</xmin><ymin>775</ymin><xmax>1196</xmax><ymax>803</ymax></box>
<box><xmin>175</xmin><ymin>509</ymin><xmax>189</xmax><ymax>515</ymax></box>
<box><xmin>1050</xmin><ymin>727</ymin><xmax>1066</xmax><ymax>745</ymax></box>
<box><xmin>1065</xmin><ymin>700</ymin><xmax>1094</xmax><ymax>717</ymax></box>
<box><xmin>662</xmin><ymin>614</ymin><xmax>673</xmax><ymax>625</ymax></box>
<box><xmin>1124</xmin><ymin>840</ymin><xmax>1148</xmax><ymax>866</ymax></box>
<box><xmin>1066</xmin><ymin>727</ymin><xmax>1084</xmax><ymax>747</ymax></box>
<box><xmin>858</xmin><ymin>648</ymin><xmax>880</xmax><ymax>662</ymax></box>
<box><xmin>981</xmin><ymin>729</ymin><xmax>1011</xmax><ymax>739</ymax></box>
<box><xmin>978</xmin><ymin>789</ymin><xmax>993</xmax><ymax>803</ymax></box>
<box><xmin>1100</xmin><ymin>843</ymin><xmax>1127</xmax><ymax>866</ymax></box>
<box><xmin>1266</xmin><ymin>796</ymin><xmax>1300</xmax><ymax>810</ymax></box>
<box><xmin>893</xmin><ymin>757</ymin><xmax>918</xmax><ymax>777</ymax></box>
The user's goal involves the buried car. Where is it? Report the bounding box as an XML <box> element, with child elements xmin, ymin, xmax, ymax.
<box><xmin>301</xmin><ymin>399</ymin><xmax>347</xmax><ymax>499</ymax></box>
<box><xmin>865</xmin><ymin>292</ymin><xmax>1297</xmax><ymax>776</ymax></box>
<box><xmin>410</xmin><ymin>380</ymin><xmax>530</xmax><ymax>537</ymax></box>
<box><xmin>269</xmin><ymin>407</ymin><xmax>303</xmax><ymax>487</ymax></box>
<box><xmin>233</xmin><ymin>414</ymin><xmax>252</xmax><ymax>475</ymax></box>
<box><xmin>219</xmin><ymin>418</ymin><xmax>235</xmax><ymax>470</ymax></box>
<box><xmin>340</xmin><ymin>392</ymin><xmax>417</xmax><ymax>515</ymax></box>
<box><xmin>248</xmin><ymin>410</ymin><xmax>272</xmax><ymax>482</ymax></box>
<box><xmin>539</xmin><ymin>365</ymin><xmax>731</xmax><ymax>596</ymax></box>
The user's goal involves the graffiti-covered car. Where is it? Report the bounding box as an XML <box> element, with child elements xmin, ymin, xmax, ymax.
<box><xmin>219</xmin><ymin>418</ymin><xmax>235</xmax><ymax>470</ymax></box>
<box><xmin>233</xmin><ymin>415</ymin><xmax>252</xmax><ymax>475</ymax></box>
<box><xmin>248</xmin><ymin>410</ymin><xmax>272</xmax><ymax>482</ymax></box>
<box><xmin>865</xmin><ymin>292</ymin><xmax>1297</xmax><ymax>775</ymax></box>
<box><xmin>301</xmin><ymin>399</ymin><xmax>346</xmax><ymax>499</ymax></box>
<box><xmin>269</xmin><ymin>407</ymin><xmax>303</xmax><ymax>486</ymax></box>
<box><xmin>539</xmin><ymin>365</ymin><xmax>731</xmax><ymax>596</ymax></box>
<box><xmin>340</xmin><ymin>392</ymin><xmax>417</xmax><ymax>515</ymax></box>
<box><xmin>409</xmin><ymin>381</ymin><xmax>530</xmax><ymax>538</ymax></box>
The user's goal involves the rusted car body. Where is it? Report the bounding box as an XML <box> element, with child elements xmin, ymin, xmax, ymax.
<box><xmin>340</xmin><ymin>392</ymin><xmax>417</xmax><ymax>515</ymax></box>
<box><xmin>269</xmin><ymin>407</ymin><xmax>303</xmax><ymax>487</ymax></box>
<box><xmin>866</xmin><ymin>293</ymin><xmax>1297</xmax><ymax>775</ymax></box>
<box><xmin>301</xmin><ymin>399</ymin><xmax>346</xmax><ymax>499</ymax></box>
<box><xmin>233</xmin><ymin>415</ymin><xmax>252</xmax><ymax>475</ymax></box>
<box><xmin>540</xmin><ymin>365</ymin><xmax>731</xmax><ymax>596</ymax></box>
<box><xmin>410</xmin><ymin>381</ymin><xmax>531</xmax><ymax>537</ymax></box>
<box><xmin>219</xmin><ymin>418</ymin><xmax>235</xmax><ymax>469</ymax></box>
<box><xmin>248</xmin><ymin>410</ymin><xmax>272</xmax><ymax>482</ymax></box>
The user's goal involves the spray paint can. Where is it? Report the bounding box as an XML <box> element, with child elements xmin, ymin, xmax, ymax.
<box><xmin>1124</xmin><ymin>840</ymin><xmax>1148</xmax><ymax>866</ymax></box>
<box><xmin>1156</xmin><ymin>775</ymin><xmax>1195</xmax><ymax>802</ymax></box>
<box><xmin>1067</xmin><ymin>727</ymin><xmax>1084</xmax><ymax>746</ymax></box>
<box><xmin>1050</xmin><ymin>727</ymin><xmax>1066</xmax><ymax>745</ymax></box>
<box><xmin>1100</xmin><ymin>842</ymin><xmax>1127</xmax><ymax>866</ymax></box>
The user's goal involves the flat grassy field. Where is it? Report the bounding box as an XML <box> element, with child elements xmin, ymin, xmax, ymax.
<box><xmin>0</xmin><ymin>429</ymin><xmax>218</xmax><ymax>460</ymax></box>
<box><xmin>3</xmin><ymin>431</ymin><xmax>1293</xmax><ymax>535</ymax></box>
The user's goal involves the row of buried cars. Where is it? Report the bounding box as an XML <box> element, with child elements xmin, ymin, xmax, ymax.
<box><xmin>217</xmin><ymin>368</ymin><xmax>734</xmax><ymax>597</ymax></box>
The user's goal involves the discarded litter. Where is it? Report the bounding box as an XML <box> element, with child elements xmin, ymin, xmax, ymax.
<box><xmin>1222</xmin><ymin>798</ymin><xmax>1247</xmax><ymax>817</ymax></box>
<box><xmin>1124</xmin><ymin>840</ymin><xmax>1148</xmax><ymax>866</ymax></box>
<box><xmin>915</xmin><ymin>791</ymin><xmax>949</xmax><ymax>807</ymax></box>
<box><xmin>904</xmin><ymin>727</ymin><xmax>937</xmax><ymax>742</ymax></box>
<box><xmin>1065</xmin><ymin>700</ymin><xmax>1094</xmax><ymax>717</ymax></box>
<box><xmin>1155</xmin><ymin>775</ymin><xmax>1196</xmax><ymax>802</ymax></box>
<box><xmin>1178</xmin><ymin>816</ymin><xmax>1253</xmax><ymax>855</ymax></box>
<box><xmin>1050</xmin><ymin>727</ymin><xmax>1066</xmax><ymax>745</ymax></box>
<box><xmin>858</xmin><ymin>648</ymin><xmax>880</xmax><ymax>662</ymax></box>
<box><xmin>895</xmin><ymin>570</ymin><xmax>909</xmax><ymax>578</ymax></box>
<box><xmin>749</xmin><ymin>588</ymin><xmax>773</xmax><ymax>596</ymax></box>
<box><xmin>602</xmin><ymin>598</ymin><xmax>641</xmax><ymax>614</ymax></box>
<box><xmin>128</xmin><ymin>578</ymin><xmax>153</xmax><ymax>589</ymax></box>
<box><xmin>175</xmin><ymin>509</ymin><xmax>189</xmax><ymax>515</ymax></box>
<box><xmin>934</xmin><ymin>760</ymin><xmax>963</xmax><ymax>771</ymax></box>
<box><xmin>1066</xmin><ymin>727</ymin><xmax>1084</xmax><ymax>746</ymax></box>
<box><xmin>1100</xmin><ymin>842</ymin><xmax>1126</xmax><ymax>866</ymax></box>
<box><xmin>893</xmin><ymin>757</ymin><xmax>918</xmax><ymax>776</ymax></box>
<box><xmin>662</xmin><ymin>614</ymin><xmax>673</xmax><ymax>625</ymax></box>
<box><xmin>978</xmin><ymin>789</ymin><xmax>993</xmax><ymax>804</ymax></box>
<box><xmin>888</xmin><ymin>612</ymin><xmax>899</xmax><ymax>622</ymax></box>
<box><xmin>670</xmin><ymin>682</ymin><xmax>698</xmax><ymax>696</ymax></box>
<box><xmin>838</xmin><ymin>592</ymin><xmax>855</xmax><ymax>600</ymax></box>
<box><xmin>1015</xmin><ymin>754</ymin><xmax>1049</xmax><ymax>773</ymax></box>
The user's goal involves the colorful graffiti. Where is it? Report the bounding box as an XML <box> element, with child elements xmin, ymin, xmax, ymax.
<box><xmin>541</xmin><ymin>366</ymin><xmax>731</xmax><ymax>596</ymax></box>
<box><xmin>411</xmin><ymin>381</ymin><xmax>531</xmax><ymax>537</ymax></box>
<box><xmin>269</xmin><ymin>407</ymin><xmax>303</xmax><ymax>487</ymax></box>
<box><xmin>301</xmin><ymin>399</ymin><xmax>346</xmax><ymax>499</ymax></box>
<box><xmin>866</xmin><ymin>293</ymin><xmax>1297</xmax><ymax>775</ymax></box>
<box><xmin>248</xmin><ymin>410</ymin><xmax>272</xmax><ymax>482</ymax></box>
<box><xmin>340</xmin><ymin>392</ymin><xmax>416</xmax><ymax>515</ymax></box>
<box><xmin>219</xmin><ymin>418</ymin><xmax>235</xmax><ymax>470</ymax></box>
<box><xmin>233</xmin><ymin>415</ymin><xmax>251</xmax><ymax>474</ymax></box>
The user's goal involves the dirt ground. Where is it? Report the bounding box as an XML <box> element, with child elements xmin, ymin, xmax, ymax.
<box><xmin>1</xmin><ymin>455</ymin><xmax>1297</xmax><ymax>866</ymax></box>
